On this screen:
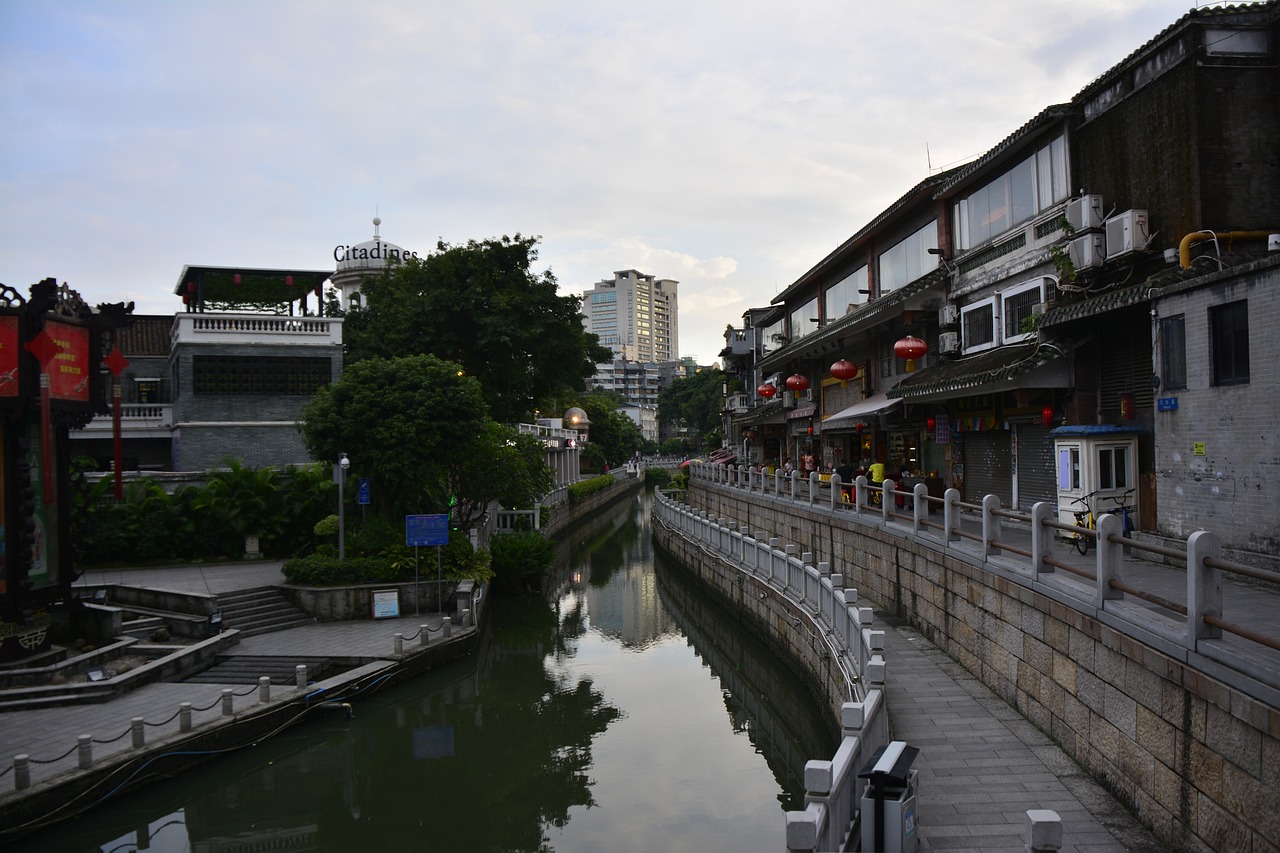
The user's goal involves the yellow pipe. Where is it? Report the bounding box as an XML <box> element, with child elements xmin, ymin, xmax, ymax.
<box><xmin>1179</xmin><ymin>230</ymin><xmax>1276</xmax><ymax>269</ymax></box>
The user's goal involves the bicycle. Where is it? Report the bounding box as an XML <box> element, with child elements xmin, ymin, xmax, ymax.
<box><xmin>1099</xmin><ymin>489</ymin><xmax>1136</xmax><ymax>538</ymax></box>
<box><xmin>1069</xmin><ymin>492</ymin><xmax>1099</xmax><ymax>555</ymax></box>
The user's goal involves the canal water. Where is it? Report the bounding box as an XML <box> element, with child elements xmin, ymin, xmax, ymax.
<box><xmin>18</xmin><ymin>489</ymin><xmax>837</xmax><ymax>852</ymax></box>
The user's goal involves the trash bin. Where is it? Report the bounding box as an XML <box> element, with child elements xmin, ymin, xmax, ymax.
<box><xmin>859</xmin><ymin>741</ymin><xmax>920</xmax><ymax>853</ymax></box>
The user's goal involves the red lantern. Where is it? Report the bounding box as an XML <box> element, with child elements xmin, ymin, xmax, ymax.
<box><xmin>807</xmin><ymin>423</ymin><xmax>814</xmax><ymax>435</ymax></box>
<box><xmin>926</xmin><ymin>416</ymin><xmax>936</xmax><ymax>431</ymax></box>
<box><xmin>1041</xmin><ymin>405</ymin><xmax>1054</xmax><ymax>426</ymax></box>
<box><xmin>894</xmin><ymin>336</ymin><xmax>927</xmax><ymax>372</ymax></box>
<box><xmin>285</xmin><ymin>275</ymin><xmax>294</xmax><ymax>287</ymax></box>
<box><xmin>785</xmin><ymin>374</ymin><xmax>810</xmax><ymax>392</ymax></box>
<box><xmin>186</xmin><ymin>281</ymin><xmax>195</xmax><ymax>293</ymax></box>
<box><xmin>830</xmin><ymin>359</ymin><xmax>859</xmax><ymax>387</ymax></box>
<box><xmin>757</xmin><ymin>383</ymin><xmax>777</xmax><ymax>399</ymax></box>
<box><xmin>856</xmin><ymin>423</ymin><xmax>864</xmax><ymax>433</ymax></box>
<box><xmin>233</xmin><ymin>273</ymin><xmax>242</xmax><ymax>285</ymax></box>
<box><xmin>314</xmin><ymin>285</ymin><xmax>322</xmax><ymax>297</ymax></box>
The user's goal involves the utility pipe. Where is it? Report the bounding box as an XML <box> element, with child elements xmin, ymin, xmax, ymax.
<box><xmin>1179</xmin><ymin>230</ymin><xmax>1276</xmax><ymax>269</ymax></box>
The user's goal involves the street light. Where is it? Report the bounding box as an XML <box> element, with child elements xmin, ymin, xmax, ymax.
<box><xmin>338</xmin><ymin>453</ymin><xmax>350</xmax><ymax>561</ymax></box>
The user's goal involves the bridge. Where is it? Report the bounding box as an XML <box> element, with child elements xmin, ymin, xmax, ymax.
<box><xmin>653</xmin><ymin>462</ymin><xmax>1279</xmax><ymax>852</ymax></box>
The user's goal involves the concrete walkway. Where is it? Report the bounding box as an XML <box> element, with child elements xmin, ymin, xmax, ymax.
<box><xmin>879</xmin><ymin>613</ymin><xmax>1164</xmax><ymax>852</ymax></box>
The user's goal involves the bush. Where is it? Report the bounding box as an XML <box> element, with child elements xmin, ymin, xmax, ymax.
<box><xmin>645</xmin><ymin>468</ymin><xmax>672</xmax><ymax>487</ymax></box>
<box><xmin>567</xmin><ymin>474</ymin><xmax>616</xmax><ymax>504</ymax></box>
<box><xmin>489</xmin><ymin>531</ymin><xmax>556</xmax><ymax>591</ymax></box>
<box><xmin>282</xmin><ymin>554</ymin><xmax>404</xmax><ymax>585</ymax></box>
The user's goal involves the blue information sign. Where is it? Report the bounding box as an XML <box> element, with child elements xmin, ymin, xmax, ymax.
<box><xmin>357</xmin><ymin>477</ymin><xmax>371</xmax><ymax>505</ymax></box>
<box><xmin>406</xmin><ymin>513</ymin><xmax>449</xmax><ymax>547</ymax></box>
<box><xmin>1157</xmin><ymin>397</ymin><xmax>1179</xmax><ymax>412</ymax></box>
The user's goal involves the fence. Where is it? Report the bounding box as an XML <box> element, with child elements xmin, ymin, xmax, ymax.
<box><xmin>653</xmin><ymin>491</ymin><xmax>890</xmax><ymax>853</ymax></box>
<box><xmin>691</xmin><ymin>462</ymin><xmax>1280</xmax><ymax>692</ymax></box>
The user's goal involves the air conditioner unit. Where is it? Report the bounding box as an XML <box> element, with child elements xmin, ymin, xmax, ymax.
<box><xmin>938</xmin><ymin>303</ymin><xmax>959</xmax><ymax>326</ymax></box>
<box><xmin>1068</xmin><ymin>233</ymin><xmax>1106</xmax><ymax>269</ymax></box>
<box><xmin>1105</xmin><ymin>210</ymin><xmax>1150</xmax><ymax>259</ymax></box>
<box><xmin>938</xmin><ymin>331</ymin><xmax>960</xmax><ymax>354</ymax></box>
<box><xmin>783</xmin><ymin>390</ymin><xmax>797</xmax><ymax>408</ymax></box>
<box><xmin>1065</xmin><ymin>194</ymin><xmax>1104</xmax><ymax>231</ymax></box>
<box><xmin>803</xmin><ymin>388</ymin><xmax>816</xmax><ymax>404</ymax></box>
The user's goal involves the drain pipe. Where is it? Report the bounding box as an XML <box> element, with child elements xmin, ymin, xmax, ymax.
<box><xmin>1179</xmin><ymin>230</ymin><xmax>1277</xmax><ymax>269</ymax></box>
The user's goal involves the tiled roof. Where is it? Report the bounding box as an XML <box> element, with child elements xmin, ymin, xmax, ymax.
<box><xmin>115</xmin><ymin>315</ymin><xmax>174</xmax><ymax>357</ymax></box>
<box><xmin>888</xmin><ymin>341</ymin><xmax>1071</xmax><ymax>401</ymax></box>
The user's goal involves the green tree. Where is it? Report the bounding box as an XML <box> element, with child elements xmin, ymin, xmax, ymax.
<box><xmin>342</xmin><ymin>235</ymin><xmax>612</xmax><ymax>424</ymax></box>
<box><xmin>299</xmin><ymin>354</ymin><xmax>553</xmax><ymax>532</ymax></box>
<box><xmin>657</xmin><ymin>366</ymin><xmax>724</xmax><ymax>447</ymax></box>
<box><xmin>576</xmin><ymin>392</ymin><xmax>644</xmax><ymax>467</ymax></box>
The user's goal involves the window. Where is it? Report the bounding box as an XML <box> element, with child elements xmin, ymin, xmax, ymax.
<box><xmin>133</xmin><ymin>378</ymin><xmax>161</xmax><ymax>404</ymax></box>
<box><xmin>1161</xmin><ymin>315</ymin><xmax>1186</xmax><ymax>390</ymax></box>
<box><xmin>1057</xmin><ymin>445</ymin><xmax>1081</xmax><ymax>491</ymax></box>
<box><xmin>825</xmin><ymin>266</ymin><xmax>868</xmax><ymax>319</ymax></box>
<box><xmin>788</xmin><ymin>297</ymin><xmax>819</xmax><ymax>342</ymax></box>
<box><xmin>960</xmin><ymin>298</ymin><xmax>998</xmax><ymax>353</ymax></box>
<box><xmin>879</xmin><ymin>222</ymin><xmax>938</xmax><ymax>293</ymax></box>
<box><xmin>1210</xmin><ymin>301</ymin><xmax>1248</xmax><ymax>386</ymax></box>
<box><xmin>1001</xmin><ymin>277</ymin><xmax>1054</xmax><ymax>343</ymax></box>
<box><xmin>1098</xmin><ymin>445</ymin><xmax>1130</xmax><ymax>490</ymax></box>
<box><xmin>953</xmin><ymin>134</ymin><xmax>1068</xmax><ymax>250</ymax></box>
<box><xmin>193</xmin><ymin>355</ymin><xmax>333</xmax><ymax>396</ymax></box>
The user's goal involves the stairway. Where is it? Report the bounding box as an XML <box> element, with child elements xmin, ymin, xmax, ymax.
<box><xmin>215</xmin><ymin>587</ymin><xmax>313</xmax><ymax>638</ymax></box>
<box><xmin>182</xmin><ymin>654</ymin><xmax>334</xmax><ymax>686</ymax></box>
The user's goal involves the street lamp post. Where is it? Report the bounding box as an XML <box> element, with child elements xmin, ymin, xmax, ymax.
<box><xmin>338</xmin><ymin>453</ymin><xmax>350</xmax><ymax>561</ymax></box>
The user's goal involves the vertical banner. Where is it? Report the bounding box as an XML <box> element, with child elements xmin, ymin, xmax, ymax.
<box><xmin>45</xmin><ymin>320</ymin><xmax>91</xmax><ymax>402</ymax></box>
<box><xmin>0</xmin><ymin>316</ymin><xmax>17</xmax><ymax>398</ymax></box>
<box><xmin>24</xmin><ymin>417</ymin><xmax>55</xmax><ymax>589</ymax></box>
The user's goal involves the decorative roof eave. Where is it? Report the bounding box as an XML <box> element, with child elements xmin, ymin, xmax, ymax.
<box><xmin>757</xmin><ymin>268</ymin><xmax>947</xmax><ymax>374</ymax></box>
<box><xmin>888</xmin><ymin>340</ymin><xmax>1074</xmax><ymax>401</ymax></box>
<box><xmin>731</xmin><ymin>399</ymin><xmax>787</xmax><ymax>427</ymax></box>
<box><xmin>772</xmin><ymin>168</ymin><xmax>963</xmax><ymax>306</ymax></box>
<box><xmin>1037</xmin><ymin>282</ymin><xmax>1153</xmax><ymax>327</ymax></box>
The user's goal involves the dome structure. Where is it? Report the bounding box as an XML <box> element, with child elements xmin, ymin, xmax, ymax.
<box><xmin>330</xmin><ymin>217</ymin><xmax>420</xmax><ymax>309</ymax></box>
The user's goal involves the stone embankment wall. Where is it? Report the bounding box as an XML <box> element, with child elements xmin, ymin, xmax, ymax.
<box><xmin>684</xmin><ymin>482</ymin><xmax>1279</xmax><ymax>853</ymax></box>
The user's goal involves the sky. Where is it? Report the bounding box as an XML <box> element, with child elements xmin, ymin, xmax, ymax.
<box><xmin>1</xmin><ymin>0</ymin><xmax>1212</xmax><ymax>366</ymax></box>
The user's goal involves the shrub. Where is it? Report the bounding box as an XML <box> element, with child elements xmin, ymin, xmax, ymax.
<box><xmin>567</xmin><ymin>475</ymin><xmax>615</xmax><ymax>504</ymax></box>
<box><xmin>645</xmin><ymin>468</ymin><xmax>672</xmax><ymax>487</ymax></box>
<box><xmin>489</xmin><ymin>531</ymin><xmax>556</xmax><ymax>591</ymax></box>
<box><xmin>282</xmin><ymin>554</ymin><xmax>404</xmax><ymax>585</ymax></box>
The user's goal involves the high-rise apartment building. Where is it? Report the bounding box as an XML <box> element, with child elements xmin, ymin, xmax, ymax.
<box><xmin>582</xmin><ymin>270</ymin><xmax>679</xmax><ymax>363</ymax></box>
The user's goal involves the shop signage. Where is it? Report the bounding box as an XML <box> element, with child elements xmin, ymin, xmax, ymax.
<box><xmin>333</xmin><ymin>241</ymin><xmax>420</xmax><ymax>264</ymax></box>
<box><xmin>45</xmin><ymin>320</ymin><xmax>91</xmax><ymax>402</ymax></box>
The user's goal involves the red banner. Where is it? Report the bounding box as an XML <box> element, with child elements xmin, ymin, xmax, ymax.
<box><xmin>45</xmin><ymin>321</ymin><xmax>91</xmax><ymax>402</ymax></box>
<box><xmin>0</xmin><ymin>316</ymin><xmax>17</xmax><ymax>397</ymax></box>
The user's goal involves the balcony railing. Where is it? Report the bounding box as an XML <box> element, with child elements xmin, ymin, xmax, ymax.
<box><xmin>70</xmin><ymin>404</ymin><xmax>173</xmax><ymax>436</ymax></box>
<box><xmin>171</xmin><ymin>313</ymin><xmax>343</xmax><ymax>347</ymax></box>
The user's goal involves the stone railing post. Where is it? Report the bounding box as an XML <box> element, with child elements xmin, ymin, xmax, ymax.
<box><xmin>221</xmin><ymin>688</ymin><xmax>234</xmax><ymax>716</ymax></box>
<box><xmin>394</xmin><ymin>633</ymin><xmax>404</xmax><ymax>655</ymax></box>
<box><xmin>1094</xmin><ymin>513</ymin><xmax>1124</xmax><ymax>607</ymax></box>
<box><xmin>77</xmin><ymin>734</ymin><xmax>93</xmax><ymax>770</ymax></box>
<box><xmin>943</xmin><ymin>488</ymin><xmax>960</xmax><ymax>542</ymax></box>
<box><xmin>855</xmin><ymin>475</ymin><xmax>868</xmax><ymax>514</ymax></box>
<box><xmin>180</xmin><ymin>702</ymin><xmax>193</xmax><ymax>732</ymax></box>
<box><xmin>258</xmin><ymin>676</ymin><xmax>271</xmax><ymax>705</ymax></box>
<box><xmin>912</xmin><ymin>483</ymin><xmax>928</xmax><ymax>531</ymax></box>
<box><xmin>882</xmin><ymin>478</ymin><xmax>896</xmax><ymax>523</ymax></box>
<box><xmin>1187</xmin><ymin>530</ymin><xmax>1223</xmax><ymax>645</ymax></box>
<box><xmin>1030</xmin><ymin>502</ymin><xmax>1054</xmax><ymax>577</ymax></box>
<box><xmin>131</xmin><ymin>717</ymin><xmax>145</xmax><ymax>749</ymax></box>
<box><xmin>1026</xmin><ymin>809</ymin><xmax>1063</xmax><ymax>852</ymax></box>
<box><xmin>296</xmin><ymin>664</ymin><xmax>308</xmax><ymax>689</ymax></box>
<box><xmin>13</xmin><ymin>754</ymin><xmax>30</xmax><ymax>791</ymax></box>
<box><xmin>981</xmin><ymin>493</ymin><xmax>1001</xmax><ymax>557</ymax></box>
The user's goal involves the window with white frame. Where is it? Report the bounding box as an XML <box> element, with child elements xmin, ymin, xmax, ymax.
<box><xmin>1097</xmin><ymin>444</ymin><xmax>1131</xmax><ymax>490</ymax></box>
<box><xmin>960</xmin><ymin>297</ymin><xmax>998</xmax><ymax>353</ymax></box>
<box><xmin>1001</xmin><ymin>277</ymin><xmax>1054</xmax><ymax>343</ymax></box>
<box><xmin>878</xmin><ymin>221</ymin><xmax>937</xmax><ymax>293</ymax></box>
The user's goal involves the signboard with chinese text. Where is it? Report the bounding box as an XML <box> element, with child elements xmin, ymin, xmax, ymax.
<box><xmin>406</xmin><ymin>513</ymin><xmax>449</xmax><ymax>547</ymax></box>
<box><xmin>0</xmin><ymin>316</ymin><xmax>17</xmax><ymax>398</ymax></box>
<box><xmin>44</xmin><ymin>320</ymin><xmax>91</xmax><ymax>403</ymax></box>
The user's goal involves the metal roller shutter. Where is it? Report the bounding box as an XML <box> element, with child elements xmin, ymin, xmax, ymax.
<box><xmin>1015</xmin><ymin>424</ymin><xmax>1056</xmax><ymax>510</ymax></box>
<box><xmin>961</xmin><ymin>431</ymin><xmax>1013</xmax><ymax>507</ymax></box>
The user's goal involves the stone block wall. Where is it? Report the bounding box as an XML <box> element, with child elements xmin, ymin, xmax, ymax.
<box><xmin>683</xmin><ymin>482</ymin><xmax>1279</xmax><ymax>853</ymax></box>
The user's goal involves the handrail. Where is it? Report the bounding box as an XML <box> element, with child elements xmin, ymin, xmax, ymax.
<box><xmin>686</xmin><ymin>460</ymin><xmax>1280</xmax><ymax>683</ymax></box>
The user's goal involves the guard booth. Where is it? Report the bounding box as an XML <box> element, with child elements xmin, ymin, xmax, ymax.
<box><xmin>1048</xmin><ymin>425</ymin><xmax>1140</xmax><ymax>531</ymax></box>
<box><xmin>859</xmin><ymin>740</ymin><xmax>920</xmax><ymax>853</ymax></box>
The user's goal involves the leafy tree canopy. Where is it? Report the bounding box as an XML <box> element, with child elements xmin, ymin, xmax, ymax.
<box><xmin>657</xmin><ymin>366</ymin><xmax>724</xmax><ymax>447</ymax></box>
<box><xmin>342</xmin><ymin>234</ymin><xmax>612</xmax><ymax>424</ymax></box>
<box><xmin>299</xmin><ymin>354</ymin><xmax>553</xmax><ymax>531</ymax></box>
<box><xmin>575</xmin><ymin>390</ymin><xmax>645</xmax><ymax>468</ymax></box>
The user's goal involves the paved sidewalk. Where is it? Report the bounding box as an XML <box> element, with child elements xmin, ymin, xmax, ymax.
<box><xmin>879</xmin><ymin>614</ymin><xmax>1165</xmax><ymax>853</ymax></box>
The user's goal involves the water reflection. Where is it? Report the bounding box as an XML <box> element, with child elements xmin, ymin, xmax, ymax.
<box><xmin>14</xmin><ymin>490</ymin><xmax>834</xmax><ymax>852</ymax></box>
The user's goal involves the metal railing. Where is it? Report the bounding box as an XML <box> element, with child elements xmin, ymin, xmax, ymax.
<box><xmin>690</xmin><ymin>461</ymin><xmax>1280</xmax><ymax>689</ymax></box>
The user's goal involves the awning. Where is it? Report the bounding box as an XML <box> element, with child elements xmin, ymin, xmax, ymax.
<box><xmin>887</xmin><ymin>340</ymin><xmax>1073</xmax><ymax>402</ymax></box>
<box><xmin>786</xmin><ymin>404</ymin><xmax>817</xmax><ymax>421</ymax></box>
<box><xmin>820</xmin><ymin>391</ymin><xmax>900</xmax><ymax>431</ymax></box>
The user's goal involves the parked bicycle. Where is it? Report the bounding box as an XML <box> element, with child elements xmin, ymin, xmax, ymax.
<box><xmin>1069</xmin><ymin>491</ymin><xmax>1099</xmax><ymax>555</ymax></box>
<box><xmin>1099</xmin><ymin>489</ymin><xmax>1136</xmax><ymax>538</ymax></box>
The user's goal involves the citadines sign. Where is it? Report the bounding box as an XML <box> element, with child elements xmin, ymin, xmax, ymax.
<box><xmin>333</xmin><ymin>241</ymin><xmax>419</xmax><ymax>264</ymax></box>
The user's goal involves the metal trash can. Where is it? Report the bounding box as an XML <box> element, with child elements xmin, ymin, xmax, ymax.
<box><xmin>859</xmin><ymin>741</ymin><xmax>920</xmax><ymax>853</ymax></box>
